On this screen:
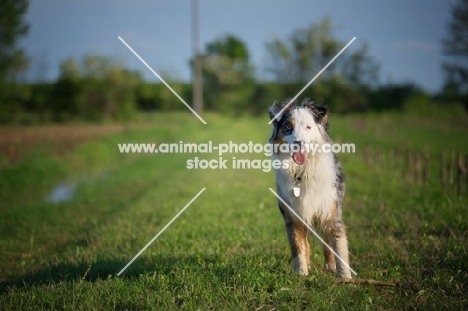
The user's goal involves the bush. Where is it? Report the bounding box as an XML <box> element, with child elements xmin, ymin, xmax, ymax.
<box><xmin>403</xmin><ymin>93</ymin><xmax>466</xmax><ymax>117</ymax></box>
<box><xmin>51</xmin><ymin>54</ymin><xmax>142</xmax><ymax>121</ymax></box>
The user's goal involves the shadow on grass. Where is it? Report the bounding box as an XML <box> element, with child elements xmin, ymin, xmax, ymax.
<box><xmin>0</xmin><ymin>253</ymin><xmax>289</xmax><ymax>294</ymax></box>
<box><xmin>0</xmin><ymin>258</ymin><xmax>133</xmax><ymax>293</ymax></box>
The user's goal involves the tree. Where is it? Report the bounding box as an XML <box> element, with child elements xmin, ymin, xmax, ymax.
<box><xmin>266</xmin><ymin>17</ymin><xmax>379</xmax><ymax>87</ymax></box>
<box><xmin>341</xmin><ymin>42</ymin><xmax>380</xmax><ymax>89</ymax></box>
<box><xmin>201</xmin><ymin>34</ymin><xmax>255</xmax><ymax>112</ymax></box>
<box><xmin>52</xmin><ymin>54</ymin><xmax>142</xmax><ymax>121</ymax></box>
<box><xmin>442</xmin><ymin>0</ymin><xmax>468</xmax><ymax>94</ymax></box>
<box><xmin>0</xmin><ymin>0</ymin><xmax>29</xmax><ymax>82</ymax></box>
<box><xmin>266</xmin><ymin>17</ymin><xmax>339</xmax><ymax>84</ymax></box>
<box><xmin>265</xmin><ymin>17</ymin><xmax>380</xmax><ymax>112</ymax></box>
<box><xmin>0</xmin><ymin>0</ymin><xmax>30</xmax><ymax>122</ymax></box>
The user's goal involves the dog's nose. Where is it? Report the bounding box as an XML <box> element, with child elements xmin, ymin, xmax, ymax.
<box><xmin>294</xmin><ymin>141</ymin><xmax>304</xmax><ymax>148</ymax></box>
<box><xmin>293</xmin><ymin>141</ymin><xmax>304</xmax><ymax>152</ymax></box>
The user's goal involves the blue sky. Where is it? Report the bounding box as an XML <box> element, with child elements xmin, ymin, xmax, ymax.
<box><xmin>23</xmin><ymin>0</ymin><xmax>453</xmax><ymax>92</ymax></box>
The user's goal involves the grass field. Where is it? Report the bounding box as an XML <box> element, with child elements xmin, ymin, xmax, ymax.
<box><xmin>0</xmin><ymin>112</ymin><xmax>467</xmax><ymax>310</ymax></box>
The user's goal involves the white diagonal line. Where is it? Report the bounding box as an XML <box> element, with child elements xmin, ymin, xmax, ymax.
<box><xmin>117</xmin><ymin>188</ymin><xmax>206</xmax><ymax>276</ymax></box>
<box><xmin>118</xmin><ymin>36</ymin><xmax>207</xmax><ymax>125</ymax></box>
<box><xmin>268</xmin><ymin>37</ymin><xmax>357</xmax><ymax>124</ymax></box>
<box><xmin>268</xmin><ymin>188</ymin><xmax>357</xmax><ymax>276</ymax></box>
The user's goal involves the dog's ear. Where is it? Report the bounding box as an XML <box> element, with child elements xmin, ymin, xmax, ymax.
<box><xmin>314</xmin><ymin>105</ymin><xmax>329</xmax><ymax>130</ymax></box>
<box><xmin>268</xmin><ymin>105</ymin><xmax>278</xmax><ymax>122</ymax></box>
<box><xmin>268</xmin><ymin>99</ymin><xmax>294</xmax><ymax>122</ymax></box>
<box><xmin>302</xmin><ymin>100</ymin><xmax>329</xmax><ymax>131</ymax></box>
<box><xmin>268</xmin><ymin>99</ymin><xmax>293</xmax><ymax>144</ymax></box>
<box><xmin>268</xmin><ymin>105</ymin><xmax>279</xmax><ymax>143</ymax></box>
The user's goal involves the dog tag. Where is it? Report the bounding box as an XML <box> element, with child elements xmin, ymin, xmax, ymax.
<box><xmin>293</xmin><ymin>187</ymin><xmax>300</xmax><ymax>197</ymax></box>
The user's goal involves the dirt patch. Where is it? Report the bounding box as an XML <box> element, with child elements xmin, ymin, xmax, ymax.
<box><xmin>0</xmin><ymin>124</ymin><xmax>132</xmax><ymax>162</ymax></box>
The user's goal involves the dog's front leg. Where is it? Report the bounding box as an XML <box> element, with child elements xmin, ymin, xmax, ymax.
<box><xmin>284</xmin><ymin>217</ymin><xmax>309</xmax><ymax>275</ymax></box>
<box><xmin>323</xmin><ymin>231</ymin><xmax>337</xmax><ymax>273</ymax></box>
<box><xmin>330</xmin><ymin>221</ymin><xmax>352</xmax><ymax>279</ymax></box>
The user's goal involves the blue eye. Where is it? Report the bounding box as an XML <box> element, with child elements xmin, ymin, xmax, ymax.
<box><xmin>284</xmin><ymin>125</ymin><xmax>292</xmax><ymax>131</ymax></box>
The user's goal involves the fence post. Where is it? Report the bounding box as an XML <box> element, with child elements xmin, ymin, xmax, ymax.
<box><xmin>390</xmin><ymin>148</ymin><xmax>395</xmax><ymax>173</ymax></box>
<box><xmin>458</xmin><ymin>153</ymin><xmax>466</xmax><ymax>196</ymax></box>
<box><xmin>466</xmin><ymin>155</ymin><xmax>468</xmax><ymax>195</ymax></box>
<box><xmin>449</xmin><ymin>151</ymin><xmax>455</xmax><ymax>194</ymax></box>
<box><xmin>407</xmin><ymin>151</ymin><xmax>414</xmax><ymax>183</ymax></box>
<box><xmin>423</xmin><ymin>153</ymin><xmax>430</xmax><ymax>186</ymax></box>
<box><xmin>415</xmin><ymin>152</ymin><xmax>422</xmax><ymax>184</ymax></box>
<box><xmin>377</xmin><ymin>147</ymin><xmax>383</xmax><ymax>172</ymax></box>
<box><xmin>364</xmin><ymin>145</ymin><xmax>371</xmax><ymax>168</ymax></box>
<box><xmin>441</xmin><ymin>152</ymin><xmax>446</xmax><ymax>192</ymax></box>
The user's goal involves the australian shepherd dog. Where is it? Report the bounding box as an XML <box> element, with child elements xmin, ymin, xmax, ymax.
<box><xmin>268</xmin><ymin>99</ymin><xmax>352</xmax><ymax>279</ymax></box>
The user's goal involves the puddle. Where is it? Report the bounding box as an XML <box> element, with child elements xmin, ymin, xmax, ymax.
<box><xmin>45</xmin><ymin>171</ymin><xmax>110</xmax><ymax>204</ymax></box>
<box><xmin>46</xmin><ymin>183</ymin><xmax>75</xmax><ymax>203</ymax></box>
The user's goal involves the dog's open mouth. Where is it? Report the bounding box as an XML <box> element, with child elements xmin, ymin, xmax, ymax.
<box><xmin>292</xmin><ymin>150</ymin><xmax>307</xmax><ymax>165</ymax></box>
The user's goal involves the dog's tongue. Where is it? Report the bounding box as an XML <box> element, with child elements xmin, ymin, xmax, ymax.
<box><xmin>292</xmin><ymin>150</ymin><xmax>307</xmax><ymax>165</ymax></box>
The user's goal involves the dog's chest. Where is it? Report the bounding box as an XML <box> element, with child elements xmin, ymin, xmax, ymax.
<box><xmin>275</xmin><ymin>155</ymin><xmax>337</xmax><ymax>223</ymax></box>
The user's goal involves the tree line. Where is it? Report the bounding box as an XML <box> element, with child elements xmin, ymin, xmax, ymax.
<box><xmin>0</xmin><ymin>0</ymin><xmax>467</xmax><ymax>123</ymax></box>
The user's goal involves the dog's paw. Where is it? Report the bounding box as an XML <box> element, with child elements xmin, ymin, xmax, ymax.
<box><xmin>295</xmin><ymin>269</ymin><xmax>309</xmax><ymax>276</ymax></box>
<box><xmin>324</xmin><ymin>263</ymin><xmax>336</xmax><ymax>273</ymax></box>
<box><xmin>336</xmin><ymin>271</ymin><xmax>352</xmax><ymax>279</ymax></box>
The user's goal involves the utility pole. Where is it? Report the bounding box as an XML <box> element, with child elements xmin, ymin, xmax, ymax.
<box><xmin>316</xmin><ymin>28</ymin><xmax>322</xmax><ymax>95</ymax></box>
<box><xmin>192</xmin><ymin>0</ymin><xmax>203</xmax><ymax>114</ymax></box>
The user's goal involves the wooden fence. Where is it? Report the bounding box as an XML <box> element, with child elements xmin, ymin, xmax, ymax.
<box><xmin>362</xmin><ymin>146</ymin><xmax>468</xmax><ymax>196</ymax></box>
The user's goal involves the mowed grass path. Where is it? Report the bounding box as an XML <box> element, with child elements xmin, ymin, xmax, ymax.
<box><xmin>0</xmin><ymin>113</ymin><xmax>467</xmax><ymax>310</ymax></box>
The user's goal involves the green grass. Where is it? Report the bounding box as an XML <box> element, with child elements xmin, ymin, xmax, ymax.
<box><xmin>1</xmin><ymin>112</ymin><xmax>467</xmax><ymax>310</ymax></box>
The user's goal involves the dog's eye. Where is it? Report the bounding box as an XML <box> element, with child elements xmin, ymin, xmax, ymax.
<box><xmin>284</xmin><ymin>124</ymin><xmax>292</xmax><ymax>131</ymax></box>
<box><xmin>306</xmin><ymin>125</ymin><xmax>311</xmax><ymax>130</ymax></box>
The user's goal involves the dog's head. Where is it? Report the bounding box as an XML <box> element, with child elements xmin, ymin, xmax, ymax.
<box><xmin>268</xmin><ymin>99</ymin><xmax>329</xmax><ymax>165</ymax></box>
